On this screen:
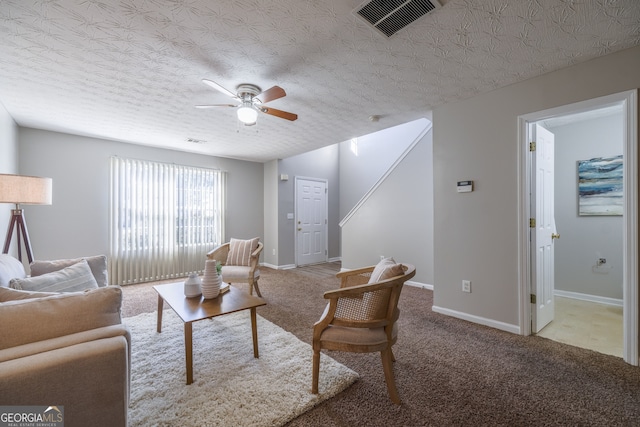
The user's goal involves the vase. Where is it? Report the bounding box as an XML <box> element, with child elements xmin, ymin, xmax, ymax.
<box><xmin>184</xmin><ymin>273</ymin><xmax>202</xmax><ymax>298</ymax></box>
<box><xmin>201</xmin><ymin>259</ymin><xmax>221</xmax><ymax>299</ymax></box>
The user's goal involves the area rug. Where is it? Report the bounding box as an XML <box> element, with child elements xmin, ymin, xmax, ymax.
<box><xmin>124</xmin><ymin>310</ymin><xmax>358</xmax><ymax>427</ymax></box>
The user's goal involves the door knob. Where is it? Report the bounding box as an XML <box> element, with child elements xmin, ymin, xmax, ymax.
<box><xmin>297</xmin><ymin>228</ymin><xmax>302</xmax><ymax>231</ymax></box>
<box><xmin>551</xmin><ymin>233</ymin><xmax>560</xmax><ymax>240</ymax></box>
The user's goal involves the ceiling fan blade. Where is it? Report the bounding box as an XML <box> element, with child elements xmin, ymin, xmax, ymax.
<box><xmin>255</xmin><ymin>86</ymin><xmax>286</xmax><ymax>104</ymax></box>
<box><xmin>195</xmin><ymin>104</ymin><xmax>238</xmax><ymax>109</ymax></box>
<box><xmin>259</xmin><ymin>106</ymin><xmax>298</xmax><ymax>121</ymax></box>
<box><xmin>201</xmin><ymin>79</ymin><xmax>237</xmax><ymax>99</ymax></box>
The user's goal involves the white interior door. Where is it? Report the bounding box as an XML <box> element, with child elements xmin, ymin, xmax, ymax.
<box><xmin>295</xmin><ymin>178</ymin><xmax>327</xmax><ymax>266</ymax></box>
<box><xmin>532</xmin><ymin>124</ymin><xmax>556</xmax><ymax>333</ymax></box>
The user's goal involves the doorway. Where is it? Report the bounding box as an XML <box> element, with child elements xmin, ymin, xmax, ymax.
<box><xmin>294</xmin><ymin>177</ymin><xmax>328</xmax><ymax>266</ymax></box>
<box><xmin>517</xmin><ymin>90</ymin><xmax>638</xmax><ymax>366</ymax></box>
<box><xmin>534</xmin><ymin>107</ymin><xmax>625</xmax><ymax>357</ymax></box>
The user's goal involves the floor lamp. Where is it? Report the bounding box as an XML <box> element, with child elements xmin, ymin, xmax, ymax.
<box><xmin>0</xmin><ymin>174</ymin><xmax>52</xmax><ymax>263</ymax></box>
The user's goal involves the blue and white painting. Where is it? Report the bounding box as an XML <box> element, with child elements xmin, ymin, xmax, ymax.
<box><xmin>578</xmin><ymin>155</ymin><xmax>623</xmax><ymax>216</ymax></box>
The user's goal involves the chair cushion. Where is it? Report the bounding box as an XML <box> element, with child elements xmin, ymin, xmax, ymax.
<box><xmin>30</xmin><ymin>254</ymin><xmax>108</xmax><ymax>287</ymax></box>
<box><xmin>0</xmin><ymin>254</ymin><xmax>26</xmax><ymax>287</ymax></box>
<box><xmin>368</xmin><ymin>257</ymin><xmax>404</xmax><ymax>283</ymax></box>
<box><xmin>320</xmin><ymin>322</ymin><xmax>398</xmax><ymax>347</ymax></box>
<box><xmin>221</xmin><ymin>265</ymin><xmax>260</xmax><ymax>281</ymax></box>
<box><xmin>10</xmin><ymin>259</ymin><xmax>99</xmax><ymax>293</ymax></box>
<box><xmin>226</xmin><ymin>238</ymin><xmax>259</xmax><ymax>266</ymax></box>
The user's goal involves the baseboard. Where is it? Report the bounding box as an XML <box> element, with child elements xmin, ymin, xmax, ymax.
<box><xmin>328</xmin><ymin>257</ymin><xmax>341</xmax><ymax>263</ymax></box>
<box><xmin>554</xmin><ymin>289</ymin><xmax>623</xmax><ymax>307</ymax></box>
<box><xmin>335</xmin><ymin>270</ymin><xmax>433</xmax><ymax>290</ymax></box>
<box><xmin>261</xmin><ymin>263</ymin><xmax>296</xmax><ymax>270</ymax></box>
<box><xmin>406</xmin><ymin>280</ymin><xmax>433</xmax><ymax>291</ymax></box>
<box><xmin>431</xmin><ymin>305</ymin><xmax>521</xmax><ymax>335</ymax></box>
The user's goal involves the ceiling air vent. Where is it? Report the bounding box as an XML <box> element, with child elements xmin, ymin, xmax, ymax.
<box><xmin>353</xmin><ymin>0</ymin><xmax>441</xmax><ymax>37</ymax></box>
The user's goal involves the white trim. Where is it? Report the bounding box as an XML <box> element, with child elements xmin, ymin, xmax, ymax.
<box><xmin>406</xmin><ymin>281</ymin><xmax>433</xmax><ymax>291</ymax></box>
<box><xmin>328</xmin><ymin>257</ymin><xmax>342</xmax><ymax>263</ymax></box>
<box><xmin>517</xmin><ymin>115</ymin><xmax>531</xmax><ymax>336</ymax></box>
<box><xmin>260</xmin><ymin>263</ymin><xmax>296</xmax><ymax>270</ymax></box>
<box><xmin>335</xmin><ymin>270</ymin><xmax>433</xmax><ymax>290</ymax></box>
<box><xmin>339</xmin><ymin>121</ymin><xmax>432</xmax><ymax>227</ymax></box>
<box><xmin>622</xmin><ymin>89</ymin><xmax>639</xmax><ymax>366</ymax></box>
<box><xmin>517</xmin><ymin>89</ymin><xmax>638</xmax><ymax>366</ymax></box>
<box><xmin>554</xmin><ymin>290</ymin><xmax>623</xmax><ymax>307</ymax></box>
<box><xmin>432</xmin><ymin>306</ymin><xmax>521</xmax><ymax>335</ymax></box>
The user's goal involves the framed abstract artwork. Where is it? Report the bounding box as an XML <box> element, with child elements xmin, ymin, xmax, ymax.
<box><xmin>577</xmin><ymin>155</ymin><xmax>623</xmax><ymax>216</ymax></box>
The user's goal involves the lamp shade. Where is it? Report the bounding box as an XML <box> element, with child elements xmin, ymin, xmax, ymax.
<box><xmin>0</xmin><ymin>174</ymin><xmax>52</xmax><ymax>205</ymax></box>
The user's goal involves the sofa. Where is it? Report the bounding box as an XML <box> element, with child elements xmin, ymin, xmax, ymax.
<box><xmin>0</xmin><ymin>254</ymin><xmax>130</xmax><ymax>427</ymax></box>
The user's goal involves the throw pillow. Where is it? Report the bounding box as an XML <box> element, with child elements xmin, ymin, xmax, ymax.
<box><xmin>10</xmin><ymin>259</ymin><xmax>99</xmax><ymax>293</ymax></box>
<box><xmin>226</xmin><ymin>238</ymin><xmax>259</xmax><ymax>267</ymax></box>
<box><xmin>29</xmin><ymin>254</ymin><xmax>108</xmax><ymax>287</ymax></box>
<box><xmin>368</xmin><ymin>257</ymin><xmax>405</xmax><ymax>283</ymax></box>
<box><xmin>0</xmin><ymin>286</ymin><xmax>123</xmax><ymax>350</ymax></box>
<box><xmin>0</xmin><ymin>254</ymin><xmax>26</xmax><ymax>287</ymax></box>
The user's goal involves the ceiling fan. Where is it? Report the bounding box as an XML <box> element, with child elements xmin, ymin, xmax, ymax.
<box><xmin>196</xmin><ymin>79</ymin><xmax>298</xmax><ymax>125</ymax></box>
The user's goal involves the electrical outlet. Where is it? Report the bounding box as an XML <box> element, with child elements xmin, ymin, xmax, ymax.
<box><xmin>272</xmin><ymin>249</ymin><xmax>276</xmax><ymax>256</ymax></box>
<box><xmin>462</xmin><ymin>280</ymin><xmax>471</xmax><ymax>293</ymax></box>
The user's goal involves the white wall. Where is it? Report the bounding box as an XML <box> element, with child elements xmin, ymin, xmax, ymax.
<box><xmin>277</xmin><ymin>144</ymin><xmax>340</xmax><ymax>266</ymax></box>
<box><xmin>550</xmin><ymin>113</ymin><xmax>624</xmax><ymax>300</ymax></box>
<box><xmin>0</xmin><ymin>102</ymin><xmax>19</xmax><ymax>253</ymax></box>
<box><xmin>341</xmin><ymin>128</ymin><xmax>434</xmax><ymax>286</ymax></box>
<box><xmin>339</xmin><ymin>118</ymin><xmax>428</xmax><ymax>219</ymax></box>
<box><xmin>433</xmin><ymin>45</ymin><xmax>640</xmax><ymax>329</ymax></box>
<box><xmin>18</xmin><ymin>128</ymin><xmax>264</xmax><ymax>263</ymax></box>
<box><xmin>263</xmin><ymin>159</ymin><xmax>278</xmax><ymax>266</ymax></box>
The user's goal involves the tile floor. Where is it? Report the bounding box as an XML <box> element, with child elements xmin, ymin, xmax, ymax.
<box><xmin>536</xmin><ymin>296</ymin><xmax>623</xmax><ymax>358</ymax></box>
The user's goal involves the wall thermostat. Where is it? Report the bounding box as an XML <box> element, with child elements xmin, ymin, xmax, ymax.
<box><xmin>457</xmin><ymin>180</ymin><xmax>473</xmax><ymax>193</ymax></box>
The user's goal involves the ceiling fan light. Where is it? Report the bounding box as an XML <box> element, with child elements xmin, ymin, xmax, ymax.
<box><xmin>237</xmin><ymin>105</ymin><xmax>258</xmax><ymax>124</ymax></box>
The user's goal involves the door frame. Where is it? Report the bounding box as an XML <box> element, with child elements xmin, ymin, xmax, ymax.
<box><xmin>294</xmin><ymin>176</ymin><xmax>328</xmax><ymax>266</ymax></box>
<box><xmin>517</xmin><ymin>90</ymin><xmax>638</xmax><ymax>365</ymax></box>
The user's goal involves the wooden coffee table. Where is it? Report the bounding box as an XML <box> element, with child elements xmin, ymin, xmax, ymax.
<box><xmin>153</xmin><ymin>281</ymin><xmax>266</xmax><ymax>385</ymax></box>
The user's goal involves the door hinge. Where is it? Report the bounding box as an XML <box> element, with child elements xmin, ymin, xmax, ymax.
<box><xmin>529</xmin><ymin>218</ymin><xmax>536</xmax><ymax>228</ymax></box>
<box><xmin>530</xmin><ymin>294</ymin><xmax>536</xmax><ymax>304</ymax></box>
<box><xmin>529</xmin><ymin>141</ymin><xmax>536</xmax><ymax>151</ymax></box>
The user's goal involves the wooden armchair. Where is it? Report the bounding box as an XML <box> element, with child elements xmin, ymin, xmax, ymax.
<box><xmin>312</xmin><ymin>262</ymin><xmax>416</xmax><ymax>404</ymax></box>
<box><xmin>206</xmin><ymin>239</ymin><xmax>264</xmax><ymax>296</ymax></box>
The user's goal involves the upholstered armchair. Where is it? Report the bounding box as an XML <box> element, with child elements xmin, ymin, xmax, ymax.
<box><xmin>207</xmin><ymin>238</ymin><xmax>264</xmax><ymax>296</ymax></box>
<box><xmin>312</xmin><ymin>259</ymin><xmax>416</xmax><ymax>404</ymax></box>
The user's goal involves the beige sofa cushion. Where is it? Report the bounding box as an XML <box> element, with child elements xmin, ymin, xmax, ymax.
<box><xmin>0</xmin><ymin>286</ymin><xmax>57</xmax><ymax>302</ymax></box>
<box><xmin>30</xmin><ymin>254</ymin><xmax>108</xmax><ymax>287</ymax></box>
<box><xmin>10</xmin><ymin>259</ymin><xmax>99</xmax><ymax>292</ymax></box>
<box><xmin>0</xmin><ymin>286</ymin><xmax>123</xmax><ymax>350</ymax></box>
<box><xmin>226</xmin><ymin>238</ymin><xmax>259</xmax><ymax>266</ymax></box>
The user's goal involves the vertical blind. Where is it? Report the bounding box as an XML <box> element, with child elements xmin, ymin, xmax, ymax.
<box><xmin>109</xmin><ymin>157</ymin><xmax>225</xmax><ymax>285</ymax></box>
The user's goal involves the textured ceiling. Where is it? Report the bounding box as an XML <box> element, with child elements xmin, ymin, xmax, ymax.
<box><xmin>0</xmin><ymin>0</ymin><xmax>639</xmax><ymax>163</ymax></box>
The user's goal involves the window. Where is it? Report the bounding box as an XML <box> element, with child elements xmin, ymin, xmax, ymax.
<box><xmin>109</xmin><ymin>157</ymin><xmax>225</xmax><ymax>285</ymax></box>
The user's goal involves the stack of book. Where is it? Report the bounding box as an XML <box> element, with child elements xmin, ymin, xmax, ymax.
<box><xmin>219</xmin><ymin>281</ymin><xmax>230</xmax><ymax>295</ymax></box>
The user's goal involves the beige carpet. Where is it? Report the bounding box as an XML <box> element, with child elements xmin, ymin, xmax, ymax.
<box><xmin>124</xmin><ymin>309</ymin><xmax>358</xmax><ymax>427</ymax></box>
<box><xmin>122</xmin><ymin>267</ymin><xmax>640</xmax><ymax>426</ymax></box>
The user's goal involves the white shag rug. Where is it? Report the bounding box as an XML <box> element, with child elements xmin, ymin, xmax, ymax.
<box><xmin>124</xmin><ymin>310</ymin><xmax>358</xmax><ymax>427</ymax></box>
